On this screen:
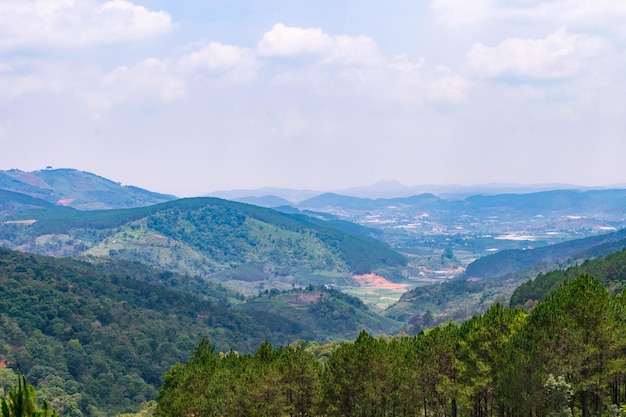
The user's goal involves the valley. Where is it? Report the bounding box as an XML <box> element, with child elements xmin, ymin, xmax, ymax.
<box><xmin>3</xmin><ymin>169</ymin><xmax>626</xmax><ymax>416</ymax></box>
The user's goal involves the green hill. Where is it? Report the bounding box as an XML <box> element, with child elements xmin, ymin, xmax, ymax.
<box><xmin>510</xmin><ymin>248</ymin><xmax>626</xmax><ymax>308</ymax></box>
<box><xmin>238</xmin><ymin>286</ymin><xmax>403</xmax><ymax>340</ymax></box>
<box><xmin>0</xmin><ymin>168</ymin><xmax>176</xmax><ymax>210</ymax></box>
<box><xmin>0</xmin><ymin>197</ymin><xmax>406</xmax><ymax>288</ymax></box>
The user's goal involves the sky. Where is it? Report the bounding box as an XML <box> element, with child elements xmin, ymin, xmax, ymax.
<box><xmin>0</xmin><ymin>0</ymin><xmax>625</xmax><ymax>197</ymax></box>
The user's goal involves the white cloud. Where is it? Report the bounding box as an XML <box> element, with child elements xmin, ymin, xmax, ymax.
<box><xmin>465</xmin><ymin>28</ymin><xmax>605</xmax><ymax>80</ymax></box>
<box><xmin>87</xmin><ymin>58</ymin><xmax>186</xmax><ymax>113</ymax></box>
<box><xmin>178</xmin><ymin>42</ymin><xmax>259</xmax><ymax>80</ymax></box>
<box><xmin>432</xmin><ymin>0</ymin><xmax>626</xmax><ymax>30</ymax></box>
<box><xmin>387</xmin><ymin>55</ymin><xmax>470</xmax><ymax>104</ymax></box>
<box><xmin>258</xmin><ymin>23</ymin><xmax>333</xmax><ymax>57</ymax></box>
<box><xmin>0</xmin><ymin>0</ymin><xmax>174</xmax><ymax>50</ymax></box>
<box><xmin>257</xmin><ymin>23</ymin><xmax>384</xmax><ymax>66</ymax></box>
<box><xmin>85</xmin><ymin>42</ymin><xmax>259</xmax><ymax>112</ymax></box>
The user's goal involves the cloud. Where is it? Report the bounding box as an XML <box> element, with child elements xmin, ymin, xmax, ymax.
<box><xmin>178</xmin><ymin>42</ymin><xmax>259</xmax><ymax>80</ymax></box>
<box><xmin>431</xmin><ymin>0</ymin><xmax>626</xmax><ymax>30</ymax></box>
<box><xmin>387</xmin><ymin>55</ymin><xmax>470</xmax><ymax>104</ymax></box>
<box><xmin>465</xmin><ymin>27</ymin><xmax>605</xmax><ymax>80</ymax></box>
<box><xmin>257</xmin><ymin>23</ymin><xmax>384</xmax><ymax>66</ymax></box>
<box><xmin>87</xmin><ymin>58</ymin><xmax>186</xmax><ymax>113</ymax></box>
<box><xmin>2</xmin><ymin>20</ymin><xmax>470</xmax><ymax>115</ymax></box>
<box><xmin>85</xmin><ymin>42</ymin><xmax>259</xmax><ymax>112</ymax></box>
<box><xmin>0</xmin><ymin>0</ymin><xmax>174</xmax><ymax>50</ymax></box>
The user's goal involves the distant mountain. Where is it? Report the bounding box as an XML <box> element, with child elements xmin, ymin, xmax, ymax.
<box><xmin>332</xmin><ymin>181</ymin><xmax>585</xmax><ymax>199</ymax></box>
<box><xmin>0</xmin><ymin>197</ymin><xmax>406</xmax><ymax>282</ymax></box>
<box><xmin>298</xmin><ymin>192</ymin><xmax>446</xmax><ymax>211</ymax></box>
<box><xmin>0</xmin><ymin>168</ymin><xmax>176</xmax><ymax>210</ymax></box>
<box><xmin>462</xmin><ymin>189</ymin><xmax>626</xmax><ymax>215</ymax></box>
<box><xmin>207</xmin><ymin>187</ymin><xmax>321</xmax><ymax>204</ymax></box>
<box><xmin>230</xmin><ymin>195</ymin><xmax>293</xmax><ymax>208</ymax></box>
<box><xmin>297</xmin><ymin>189</ymin><xmax>626</xmax><ymax>215</ymax></box>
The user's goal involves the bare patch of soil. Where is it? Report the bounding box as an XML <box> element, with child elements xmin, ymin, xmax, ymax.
<box><xmin>353</xmin><ymin>273</ymin><xmax>411</xmax><ymax>290</ymax></box>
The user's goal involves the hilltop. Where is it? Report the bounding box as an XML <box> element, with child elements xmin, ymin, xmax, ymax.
<box><xmin>0</xmin><ymin>168</ymin><xmax>176</xmax><ymax>210</ymax></box>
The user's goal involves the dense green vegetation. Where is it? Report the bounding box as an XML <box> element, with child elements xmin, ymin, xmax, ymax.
<box><xmin>158</xmin><ymin>274</ymin><xmax>626</xmax><ymax>417</ymax></box>
<box><xmin>1</xmin><ymin>374</ymin><xmax>58</xmax><ymax>417</ymax></box>
<box><xmin>239</xmin><ymin>286</ymin><xmax>403</xmax><ymax>339</ymax></box>
<box><xmin>511</xmin><ymin>248</ymin><xmax>626</xmax><ymax>308</ymax></box>
<box><xmin>0</xmin><ymin>248</ymin><xmax>322</xmax><ymax>416</ymax></box>
<box><xmin>0</xmin><ymin>197</ymin><xmax>406</xmax><ymax>282</ymax></box>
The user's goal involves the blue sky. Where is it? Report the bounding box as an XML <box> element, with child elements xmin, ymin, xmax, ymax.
<box><xmin>1</xmin><ymin>0</ymin><xmax>625</xmax><ymax>196</ymax></box>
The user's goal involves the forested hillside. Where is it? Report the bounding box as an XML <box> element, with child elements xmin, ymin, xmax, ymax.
<box><xmin>510</xmin><ymin>248</ymin><xmax>626</xmax><ymax>308</ymax></box>
<box><xmin>239</xmin><ymin>286</ymin><xmax>403</xmax><ymax>339</ymax></box>
<box><xmin>0</xmin><ymin>248</ymin><xmax>316</xmax><ymax>416</ymax></box>
<box><xmin>0</xmin><ymin>197</ymin><xmax>406</xmax><ymax>284</ymax></box>
<box><xmin>158</xmin><ymin>274</ymin><xmax>626</xmax><ymax>417</ymax></box>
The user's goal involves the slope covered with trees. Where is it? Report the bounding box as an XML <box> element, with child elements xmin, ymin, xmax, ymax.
<box><xmin>0</xmin><ymin>248</ymin><xmax>319</xmax><ymax>416</ymax></box>
<box><xmin>0</xmin><ymin>197</ymin><xmax>406</xmax><ymax>283</ymax></box>
<box><xmin>510</xmin><ymin>248</ymin><xmax>626</xmax><ymax>308</ymax></box>
<box><xmin>158</xmin><ymin>274</ymin><xmax>626</xmax><ymax>417</ymax></box>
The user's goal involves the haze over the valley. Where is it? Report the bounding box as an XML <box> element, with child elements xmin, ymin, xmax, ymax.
<box><xmin>0</xmin><ymin>1</ymin><xmax>624</xmax><ymax>196</ymax></box>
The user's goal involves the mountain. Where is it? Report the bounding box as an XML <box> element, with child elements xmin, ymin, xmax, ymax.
<box><xmin>0</xmin><ymin>168</ymin><xmax>176</xmax><ymax>210</ymax></box>
<box><xmin>0</xmin><ymin>247</ymin><xmax>404</xmax><ymax>416</ymax></box>
<box><xmin>207</xmin><ymin>187</ymin><xmax>321</xmax><ymax>204</ymax></box>
<box><xmin>298</xmin><ymin>192</ymin><xmax>446</xmax><ymax>211</ymax></box>
<box><xmin>0</xmin><ymin>196</ymin><xmax>407</xmax><ymax>285</ymax></box>
<box><xmin>229</xmin><ymin>195</ymin><xmax>294</xmax><ymax>208</ymax></box>
<box><xmin>297</xmin><ymin>188</ymin><xmax>626</xmax><ymax>215</ymax></box>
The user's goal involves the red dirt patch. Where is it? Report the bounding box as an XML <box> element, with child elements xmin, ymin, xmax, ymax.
<box><xmin>353</xmin><ymin>273</ymin><xmax>411</xmax><ymax>290</ymax></box>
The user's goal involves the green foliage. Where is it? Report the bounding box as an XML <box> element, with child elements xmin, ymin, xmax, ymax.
<box><xmin>240</xmin><ymin>286</ymin><xmax>403</xmax><ymax>339</ymax></box>
<box><xmin>0</xmin><ymin>197</ymin><xmax>406</xmax><ymax>278</ymax></box>
<box><xmin>157</xmin><ymin>273</ymin><xmax>626</xmax><ymax>417</ymax></box>
<box><xmin>156</xmin><ymin>340</ymin><xmax>322</xmax><ymax>417</ymax></box>
<box><xmin>1</xmin><ymin>375</ymin><xmax>57</xmax><ymax>417</ymax></box>
<box><xmin>511</xmin><ymin>249</ymin><xmax>626</xmax><ymax>308</ymax></box>
<box><xmin>0</xmin><ymin>248</ymin><xmax>317</xmax><ymax>416</ymax></box>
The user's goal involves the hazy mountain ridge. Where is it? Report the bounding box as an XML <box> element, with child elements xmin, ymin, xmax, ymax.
<box><xmin>296</xmin><ymin>188</ymin><xmax>626</xmax><ymax>215</ymax></box>
<box><xmin>0</xmin><ymin>168</ymin><xmax>176</xmax><ymax>210</ymax></box>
